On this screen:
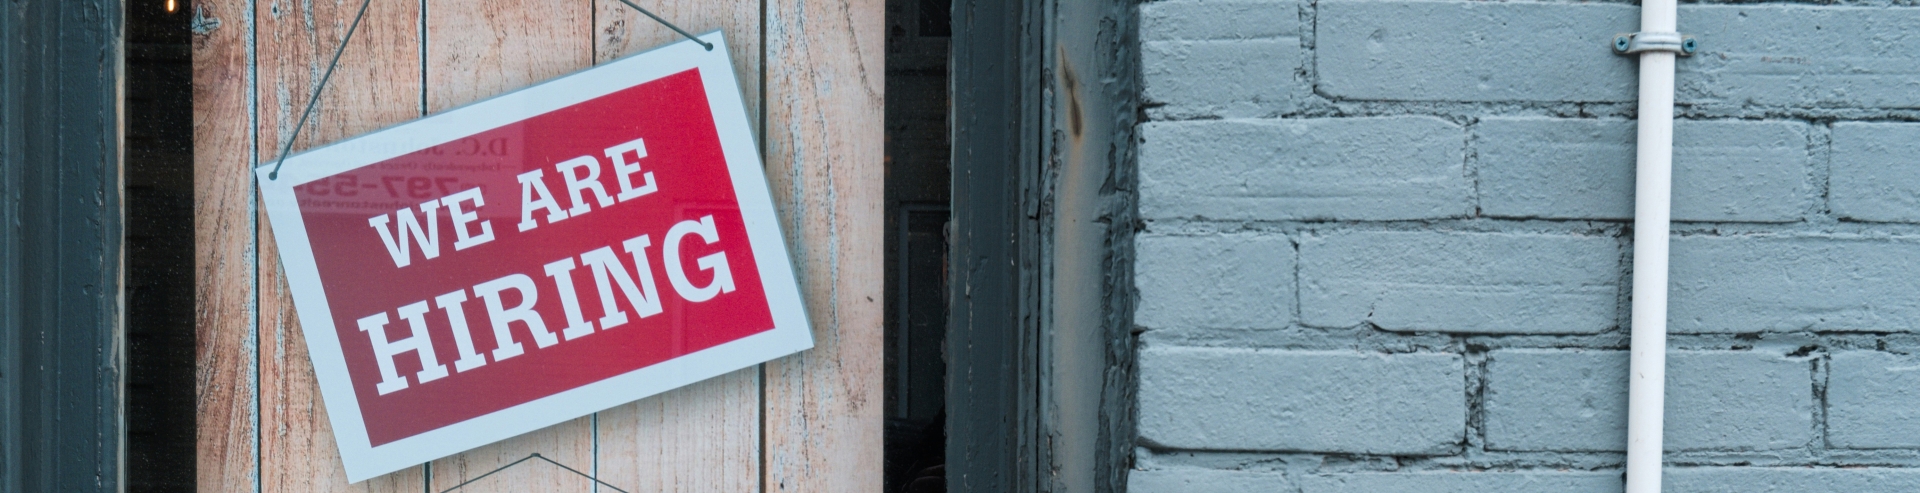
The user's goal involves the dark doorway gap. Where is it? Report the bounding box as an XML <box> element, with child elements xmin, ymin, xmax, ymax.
<box><xmin>125</xmin><ymin>0</ymin><xmax>197</xmax><ymax>490</ymax></box>
<box><xmin>882</xmin><ymin>0</ymin><xmax>952</xmax><ymax>489</ymax></box>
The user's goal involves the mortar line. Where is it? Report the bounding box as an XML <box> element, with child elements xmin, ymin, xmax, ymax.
<box><xmin>1814</xmin><ymin>121</ymin><xmax>1835</xmax><ymax>220</ymax></box>
<box><xmin>1289</xmin><ymin>232</ymin><xmax>1301</xmax><ymax>326</ymax></box>
<box><xmin>1462</xmin><ymin>119</ymin><xmax>1480</xmax><ymax>218</ymax></box>
<box><xmin>1813</xmin><ymin>351</ymin><xmax>1831</xmax><ymax>456</ymax></box>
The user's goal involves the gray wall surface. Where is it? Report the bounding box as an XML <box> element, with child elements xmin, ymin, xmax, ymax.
<box><xmin>1130</xmin><ymin>0</ymin><xmax>1920</xmax><ymax>490</ymax></box>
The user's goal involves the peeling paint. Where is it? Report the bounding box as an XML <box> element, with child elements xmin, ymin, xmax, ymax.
<box><xmin>192</xmin><ymin>4</ymin><xmax>223</xmax><ymax>35</ymax></box>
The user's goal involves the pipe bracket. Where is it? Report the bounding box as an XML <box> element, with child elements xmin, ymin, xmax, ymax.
<box><xmin>1613</xmin><ymin>32</ymin><xmax>1696</xmax><ymax>56</ymax></box>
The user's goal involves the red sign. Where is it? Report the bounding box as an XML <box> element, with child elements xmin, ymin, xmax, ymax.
<box><xmin>257</xmin><ymin>33</ymin><xmax>810</xmax><ymax>481</ymax></box>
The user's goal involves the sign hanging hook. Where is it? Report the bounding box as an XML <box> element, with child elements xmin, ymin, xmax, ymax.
<box><xmin>615</xmin><ymin>0</ymin><xmax>716</xmax><ymax>52</ymax></box>
<box><xmin>266</xmin><ymin>0</ymin><xmax>713</xmax><ymax>180</ymax></box>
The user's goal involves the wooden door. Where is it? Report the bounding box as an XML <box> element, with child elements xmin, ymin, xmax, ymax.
<box><xmin>191</xmin><ymin>0</ymin><xmax>881</xmax><ymax>490</ymax></box>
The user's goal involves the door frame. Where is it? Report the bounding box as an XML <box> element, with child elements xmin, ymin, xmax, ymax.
<box><xmin>947</xmin><ymin>0</ymin><xmax>1139</xmax><ymax>490</ymax></box>
<box><xmin>0</xmin><ymin>1</ymin><xmax>127</xmax><ymax>491</ymax></box>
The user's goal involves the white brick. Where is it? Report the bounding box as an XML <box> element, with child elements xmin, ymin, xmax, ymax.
<box><xmin>1831</xmin><ymin>123</ymin><xmax>1920</xmax><ymax>223</ymax></box>
<box><xmin>1144</xmin><ymin>39</ymin><xmax>1308</xmax><ymax>119</ymax></box>
<box><xmin>1139</xmin><ymin>347</ymin><xmax>1465</xmax><ymax>454</ymax></box>
<box><xmin>1136</xmin><ymin>234</ymin><xmax>1294</xmax><ymax>330</ymax></box>
<box><xmin>1301</xmin><ymin>471</ymin><xmax>1621</xmax><ymax>493</ymax></box>
<box><xmin>1478</xmin><ymin>118</ymin><xmax>1810</xmax><ymax>222</ymax></box>
<box><xmin>1299</xmin><ymin>231</ymin><xmax>1618</xmax><ymax>334</ymax></box>
<box><xmin>1485</xmin><ymin>350</ymin><xmax>1812</xmax><ymax>452</ymax></box>
<box><xmin>1828</xmin><ymin>351</ymin><xmax>1920</xmax><ymax>448</ymax></box>
<box><xmin>1141</xmin><ymin>117</ymin><xmax>1469</xmax><ymax>221</ymax></box>
<box><xmin>1667</xmin><ymin>467</ymin><xmax>1920</xmax><ymax>493</ymax></box>
<box><xmin>1318</xmin><ymin>2</ymin><xmax>1920</xmax><ymax>107</ymax></box>
<box><xmin>1141</xmin><ymin>0</ymin><xmax>1297</xmax><ymax>41</ymax></box>
<box><xmin>1130</xmin><ymin>467</ymin><xmax>1290</xmax><ymax>493</ymax></box>
<box><xmin>1669</xmin><ymin>236</ymin><xmax>1920</xmax><ymax>333</ymax></box>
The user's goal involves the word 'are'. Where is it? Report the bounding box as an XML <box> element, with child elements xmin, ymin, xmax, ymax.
<box><xmin>366</xmin><ymin>138</ymin><xmax>656</xmax><ymax>269</ymax></box>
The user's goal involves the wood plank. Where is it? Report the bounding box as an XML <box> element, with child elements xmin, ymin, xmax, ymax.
<box><xmin>421</xmin><ymin>1</ymin><xmax>596</xmax><ymax>489</ymax></box>
<box><xmin>593</xmin><ymin>0</ymin><xmax>762</xmax><ymax>135</ymax></box>
<box><xmin>761</xmin><ymin>0</ymin><xmax>887</xmax><ymax>490</ymax></box>
<box><xmin>425</xmin><ymin>417</ymin><xmax>596</xmax><ymax>491</ymax></box>
<box><xmin>257</xmin><ymin>250</ymin><xmax>427</xmax><ymax>492</ymax></box>
<box><xmin>191</xmin><ymin>0</ymin><xmax>258</xmax><ymax>490</ymax></box>
<box><xmin>591</xmin><ymin>3</ymin><xmax>764</xmax><ymax>491</ymax></box>
<box><xmin>596</xmin><ymin>368</ymin><xmax>760</xmax><ymax>492</ymax></box>
<box><xmin>425</xmin><ymin>0</ymin><xmax>591</xmax><ymax>112</ymax></box>
<box><xmin>253</xmin><ymin>0</ymin><xmax>428</xmax><ymax>489</ymax></box>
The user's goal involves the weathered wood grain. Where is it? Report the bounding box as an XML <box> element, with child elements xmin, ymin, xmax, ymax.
<box><xmin>254</xmin><ymin>0</ymin><xmax>427</xmax><ymax>489</ymax></box>
<box><xmin>596</xmin><ymin>367</ymin><xmax>761</xmax><ymax>492</ymax></box>
<box><xmin>258</xmin><ymin>254</ymin><xmax>427</xmax><ymax>491</ymax></box>
<box><xmin>425</xmin><ymin>0</ymin><xmax>591</xmax><ymax>112</ymax></box>
<box><xmin>192</xmin><ymin>0</ymin><xmax>258</xmax><ymax>490</ymax></box>
<box><xmin>594</xmin><ymin>0</ymin><xmax>762</xmax><ymax>136</ymax></box>
<box><xmin>420</xmin><ymin>1</ymin><xmax>596</xmax><ymax>489</ymax></box>
<box><xmin>591</xmin><ymin>3</ymin><xmax>765</xmax><ymax>491</ymax></box>
<box><xmin>426</xmin><ymin>417</ymin><xmax>596</xmax><ymax>491</ymax></box>
<box><xmin>761</xmin><ymin>0</ymin><xmax>888</xmax><ymax>490</ymax></box>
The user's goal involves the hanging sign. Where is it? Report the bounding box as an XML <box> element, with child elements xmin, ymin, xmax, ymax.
<box><xmin>256</xmin><ymin>32</ymin><xmax>810</xmax><ymax>482</ymax></box>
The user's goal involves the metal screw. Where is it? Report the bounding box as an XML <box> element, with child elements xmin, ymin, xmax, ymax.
<box><xmin>1681</xmin><ymin>37</ymin><xmax>1698</xmax><ymax>54</ymax></box>
<box><xmin>1615</xmin><ymin>35</ymin><xmax>1632</xmax><ymax>53</ymax></box>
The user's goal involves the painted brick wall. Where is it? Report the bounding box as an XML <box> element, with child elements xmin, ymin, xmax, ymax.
<box><xmin>1130</xmin><ymin>0</ymin><xmax>1920</xmax><ymax>490</ymax></box>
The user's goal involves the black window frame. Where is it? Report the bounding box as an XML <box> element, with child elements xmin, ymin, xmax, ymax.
<box><xmin>1</xmin><ymin>1</ymin><xmax>128</xmax><ymax>491</ymax></box>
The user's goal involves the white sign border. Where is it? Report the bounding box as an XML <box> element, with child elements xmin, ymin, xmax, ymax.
<box><xmin>254</xmin><ymin>32</ymin><xmax>813</xmax><ymax>483</ymax></box>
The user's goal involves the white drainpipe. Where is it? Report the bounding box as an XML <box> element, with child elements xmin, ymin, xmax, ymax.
<box><xmin>1616</xmin><ymin>3</ymin><xmax>1693</xmax><ymax>492</ymax></box>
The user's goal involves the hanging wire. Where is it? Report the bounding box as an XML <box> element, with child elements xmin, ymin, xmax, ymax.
<box><xmin>265</xmin><ymin>0</ymin><xmax>711</xmax><ymax>180</ymax></box>
<box><xmin>265</xmin><ymin>0</ymin><xmax>372</xmax><ymax>180</ymax></box>
<box><xmin>614</xmin><ymin>0</ymin><xmax>714</xmax><ymax>51</ymax></box>
<box><xmin>436</xmin><ymin>453</ymin><xmax>631</xmax><ymax>493</ymax></box>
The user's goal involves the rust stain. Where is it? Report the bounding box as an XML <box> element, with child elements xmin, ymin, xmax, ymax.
<box><xmin>1059</xmin><ymin>45</ymin><xmax>1084</xmax><ymax>143</ymax></box>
